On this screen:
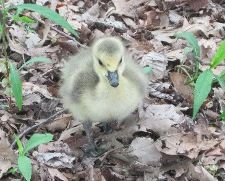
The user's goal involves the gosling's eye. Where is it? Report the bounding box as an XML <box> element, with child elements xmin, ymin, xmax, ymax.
<box><xmin>98</xmin><ymin>59</ymin><xmax>103</xmax><ymax>66</ymax></box>
<box><xmin>119</xmin><ymin>58</ymin><xmax>122</xmax><ymax>64</ymax></box>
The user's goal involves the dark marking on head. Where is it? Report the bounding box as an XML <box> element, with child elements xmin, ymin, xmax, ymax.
<box><xmin>97</xmin><ymin>40</ymin><xmax>121</xmax><ymax>55</ymax></box>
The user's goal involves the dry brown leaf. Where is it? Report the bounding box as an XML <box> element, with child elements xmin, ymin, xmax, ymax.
<box><xmin>170</xmin><ymin>72</ymin><xmax>194</xmax><ymax>103</ymax></box>
<box><xmin>0</xmin><ymin>130</ymin><xmax>16</xmax><ymax>162</ymax></box>
<box><xmin>155</xmin><ymin>129</ymin><xmax>220</xmax><ymax>159</ymax></box>
<box><xmin>111</xmin><ymin>0</ymin><xmax>148</xmax><ymax>18</ymax></box>
<box><xmin>0</xmin><ymin>160</ymin><xmax>12</xmax><ymax>178</ymax></box>
<box><xmin>58</xmin><ymin>124</ymin><xmax>83</xmax><ymax>141</ymax></box>
<box><xmin>187</xmin><ymin>163</ymin><xmax>217</xmax><ymax>181</ymax></box>
<box><xmin>144</xmin><ymin>10</ymin><xmax>160</xmax><ymax>30</ymax></box>
<box><xmin>34</xmin><ymin>152</ymin><xmax>75</xmax><ymax>168</ymax></box>
<box><xmin>0</xmin><ymin>130</ymin><xmax>17</xmax><ymax>178</ymax></box>
<box><xmin>213</xmin><ymin>88</ymin><xmax>225</xmax><ymax>113</ymax></box>
<box><xmin>138</xmin><ymin>104</ymin><xmax>186</xmax><ymax>135</ymax></box>
<box><xmin>140</xmin><ymin>52</ymin><xmax>168</xmax><ymax>81</ymax></box>
<box><xmin>128</xmin><ymin>137</ymin><xmax>161</xmax><ymax>165</ymax></box>
<box><xmin>166</xmin><ymin>49</ymin><xmax>184</xmax><ymax>61</ymax></box>
<box><xmin>34</xmin><ymin>141</ymin><xmax>75</xmax><ymax>168</ymax></box>
<box><xmin>23</xmin><ymin>93</ymin><xmax>42</xmax><ymax>106</ymax></box>
<box><xmin>46</xmin><ymin>114</ymin><xmax>72</xmax><ymax>132</ymax></box>
<box><xmin>23</xmin><ymin>82</ymin><xmax>55</xmax><ymax>100</ymax></box>
<box><xmin>199</xmin><ymin>38</ymin><xmax>217</xmax><ymax>63</ymax></box>
<box><xmin>9</xmin><ymin>24</ymin><xmax>26</xmax><ymax>42</ymax></box>
<box><xmin>48</xmin><ymin>168</ymin><xmax>68</xmax><ymax>181</ymax></box>
<box><xmin>122</xmin><ymin>17</ymin><xmax>137</xmax><ymax>29</ymax></box>
<box><xmin>159</xmin><ymin>12</ymin><xmax>170</xmax><ymax>29</ymax></box>
<box><xmin>7</xmin><ymin>34</ymin><xmax>28</xmax><ymax>55</ymax></box>
<box><xmin>25</xmin><ymin>32</ymin><xmax>41</xmax><ymax>49</ymax></box>
<box><xmin>168</xmin><ymin>10</ymin><xmax>184</xmax><ymax>25</ymax></box>
<box><xmin>187</xmin><ymin>0</ymin><xmax>209</xmax><ymax>11</ymax></box>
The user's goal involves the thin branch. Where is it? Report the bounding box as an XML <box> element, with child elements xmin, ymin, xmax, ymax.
<box><xmin>11</xmin><ymin>109</ymin><xmax>65</xmax><ymax>148</ymax></box>
<box><xmin>1</xmin><ymin>0</ymin><xmax>12</xmax><ymax>108</ymax></box>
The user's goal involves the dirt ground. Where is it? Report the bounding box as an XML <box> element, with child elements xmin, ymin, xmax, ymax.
<box><xmin>1</xmin><ymin>0</ymin><xmax>225</xmax><ymax>180</ymax></box>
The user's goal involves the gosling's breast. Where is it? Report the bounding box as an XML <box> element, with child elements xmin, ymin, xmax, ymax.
<box><xmin>83</xmin><ymin>78</ymin><xmax>141</xmax><ymax>121</ymax></box>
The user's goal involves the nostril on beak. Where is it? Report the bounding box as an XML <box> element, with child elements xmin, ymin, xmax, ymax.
<box><xmin>111</xmin><ymin>81</ymin><xmax>119</xmax><ymax>87</ymax></box>
<box><xmin>107</xmin><ymin>71</ymin><xmax>119</xmax><ymax>88</ymax></box>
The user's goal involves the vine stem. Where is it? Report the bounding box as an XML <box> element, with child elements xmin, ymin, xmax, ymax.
<box><xmin>1</xmin><ymin>0</ymin><xmax>12</xmax><ymax>109</ymax></box>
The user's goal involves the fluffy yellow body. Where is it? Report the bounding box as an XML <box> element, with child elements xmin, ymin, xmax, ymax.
<box><xmin>60</xmin><ymin>37</ymin><xmax>147</xmax><ymax>123</ymax></box>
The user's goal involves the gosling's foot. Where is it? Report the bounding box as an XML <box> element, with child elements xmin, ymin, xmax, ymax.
<box><xmin>82</xmin><ymin>120</ymin><xmax>105</xmax><ymax>157</ymax></box>
<box><xmin>83</xmin><ymin>143</ymin><xmax>105</xmax><ymax>157</ymax></box>
<box><xmin>97</xmin><ymin>120</ymin><xmax>118</xmax><ymax>134</ymax></box>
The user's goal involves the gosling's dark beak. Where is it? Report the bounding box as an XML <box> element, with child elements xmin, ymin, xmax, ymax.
<box><xmin>107</xmin><ymin>71</ymin><xmax>119</xmax><ymax>87</ymax></box>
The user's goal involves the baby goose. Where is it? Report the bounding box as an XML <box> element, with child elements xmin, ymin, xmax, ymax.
<box><xmin>60</xmin><ymin>37</ymin><xmax>147</xmax><ymax>154</ymax></box>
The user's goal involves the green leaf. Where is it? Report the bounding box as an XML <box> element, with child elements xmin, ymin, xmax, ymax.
<box><xmin>216</xmin><ymin>75</ymin><xmax>225</xmax><ymax>90</ymax></box>
<box><xmin>15</xmin><ymin>135</ymin><xmax>24</xmax><ymax>156</ymax></box>
<box><xmin>219</xmin><ymin>70</ymin><xmax>225</xmax><ymax>79</ymax></box>
<box><xmin>8</xmin><ymin>167</ymin><xmax>18</xmax><ymax>174</ymax></box>
<box><xmin>0</xmin><ymin>23</ymin><xmax>2</xmax><ymax>39</ymax></box>
<box><xmin>176</xmin><ymin>32</ymin><xmax>200</xmax><ymax>58</ymax></box>
<box><xmin>13</xmin><ymin>15</ymin><xmax>36</xmax><ymax>24</ymax></box>
<box><xmin>183</xmin><ymin>47</ymin><xmax>193</xmax><ymax>55</ymax></box>
<box><xmin>9</xmin><ymin>62</ymin><xmax>23</xmax><ymax>111</ymax></box>
<box><xmin>193</xmin><ymin>69</ymin><xmax>214</xmax><ymax>119</ymax></box>
<box><xmin>18</xmin><ymin>155</ymin><xmax>32</xmax><ymax>181</ymax></box>
<box><xmin>143</xmin><ymin>66</ymin><xmax>152</xmax><ymax>74</ymax></box>
<box><xmin>23</xmin><ymin>133</ymin><xmax>53</xmax><ymax>154</ymax></box>
<box><xmin>15</xmin><ymin>4</ymin><xmax>78</xmax><ymax>37</ymax></box>
<box><xmin>221</xmin><ymin>109</ymin><xmax>225</xmax><ymax>121</ymax></box>
<box><xmin>19</xmin><ymin>56</ymin><xmax>51</xmax><ymax>70</ymax></box>
<box><xmin>210</xmin><ymin>40</ymin><xmax>225</xmax><ymax>69</ymax></box>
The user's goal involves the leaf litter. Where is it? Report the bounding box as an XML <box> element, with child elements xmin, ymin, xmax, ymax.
<box><xmin>1</xmin><ymin>0</ymin><xmax>225</xmax><ymax>180</ymax></box>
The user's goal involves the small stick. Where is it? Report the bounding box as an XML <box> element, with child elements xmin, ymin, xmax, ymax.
<box><xmin>11</xmin><ymin>109</ymin><xmax>65</xmax><ymax>149</ymax></box>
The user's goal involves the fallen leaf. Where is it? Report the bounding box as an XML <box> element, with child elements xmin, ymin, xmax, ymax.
<box><xmin>140</xmin><ymin>52</ymin><xmax>168</xmax><ymax>81</ymax></box>
<box><xmin>187</xmin><ymin>0</ymin><xmax>209</xmax><ymax>11</ymax></box>
<box><xmin>139</xmin><ymin>104</ymin><xmax>186</xmax><ymax>136</ymax></box>
<box><xmin>0</xmin><ymin>130</ymin><xmax>17</xmax><ymax>178</ymax></box>
<box><xmin>48</xmin><ymin>168</ymin><xmax>68</xmax><ymax>181</ymax></box>
<box><xmin>170</xmin><ymin>72</ymin><xmax>194</xmax><ymax>103</ymax></box>
<box><xmin>33</xmin><ymin>151</ymin><xmax>75</xmax><ymax>168</ymax></box>
<box><xmin>128</xmin><ymin>137</ymin><xmax>161</xmax><ymax>165</ymax></box>
<box><xmin>111</xmin><ymin>0</ymin><xmax>148</xmax><ymax>18</ymax></box>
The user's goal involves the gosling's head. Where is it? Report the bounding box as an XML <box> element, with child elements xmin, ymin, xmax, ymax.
<box><xmin>92</xmin><ymin>37</ymin><xmax>125</xmax><ymax>88</ymax></box>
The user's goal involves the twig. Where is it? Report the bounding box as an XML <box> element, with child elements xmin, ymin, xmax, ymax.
<box><xmin>37</xmin><ymin>0</ymin><xmax>57</xmax><ymax>47</ymax></box>
<box><xmin>99</xmin><ymin>147</ymin><xmax>123</xmax><ymax>167</ymax></box>
<box><xmin>50</xmin><ymin>26</ymin><xmax>87</xmax><ymax>48</ymax></box>
<box><xmin>11</xmin><ymin>109</ymin><xmax>65</xmax><ymax>148</ymax></box>
<box><xmin>1</xmin><ymin>1</ymin><xmax>12</xmax><ymax>108</ymax></box>
<box><xmin>31</xmin><ymin>14</ymin><xmax>87</xmax><ymax>48</ymax></box>
<box><xmin>87</xmin><ymin>164</ymin><xmax>94</xmax><ymax>181</ymax></box>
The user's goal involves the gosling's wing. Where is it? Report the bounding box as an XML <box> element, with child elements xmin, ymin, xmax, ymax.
<box><xmin>61</xmin><ymin>49</ymin><xmax>91</xmax><ymax>80</ymax></box>
<box><xmin>71</xmin><ymin>67</ymin><xmax>99</xmax><ymax>102</ymax></box>
<box><xmin>60</xmin><ymin>49</ymin><xmax>99</xmax><ymax>103</ymax></box>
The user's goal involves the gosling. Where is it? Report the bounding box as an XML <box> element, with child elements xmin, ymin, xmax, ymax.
<box><xmin>60</xmin><ymin>37</ymin><xmax>147</xmax><ymax>154</ymax></box>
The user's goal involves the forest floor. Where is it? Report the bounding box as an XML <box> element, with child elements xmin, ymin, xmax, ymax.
<box><xmin>1</xmin><ymin>0</ymin><xmax>225</xmax><ymax>180</ymax></box>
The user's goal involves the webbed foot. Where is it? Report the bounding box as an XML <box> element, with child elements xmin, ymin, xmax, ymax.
<box><xmin>82</xmin><ymin>120</ymin><xmax>105</xmax><ymax>157</ymax></box>
<box><xmin>97</xmin><ymin>120</ymin><xmax>118</xmax><ymax>133</ymax></box>
<box><xmin>83</xmin><ymin>143</ymin><xmax>105</xmax><ymax>157</ymax></box>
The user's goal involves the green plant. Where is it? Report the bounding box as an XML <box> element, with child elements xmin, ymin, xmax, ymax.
<box><xmin>176</xmin><ymin>32</ymin><xmax>200</xmax><ymax>82</ymax></box>
<box><xmin>15</xmin><ymin>133</ymin><xmax>53</xmax><ymax>181</ymax></box>
<box><xmin>176</xmin><ymin>32</ymin><xmax>225</xmax><ymax>119</ymax></box>
<box><xmin>9</xmin><ymin>57</ymin><xmax>52</xmax><ymax>110</ymax></box>
<box><xmin>220</xmin><ymin>109</ymin><xmax>225</xmax><ymax>121</ymax></box>
<box><xmin>0</xmin><ymin>2</ymin><xmax>78</xmax><ymax>110</ymax></box>
<box><xmin>143</xmin><ymin>66</ymin><xmax>152</xmax><ymax>74</ymax></box>
<box><xmin>192</xmin><ymin>40</ymin><xmax>225</xmax><ymax>118</ymax></box>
